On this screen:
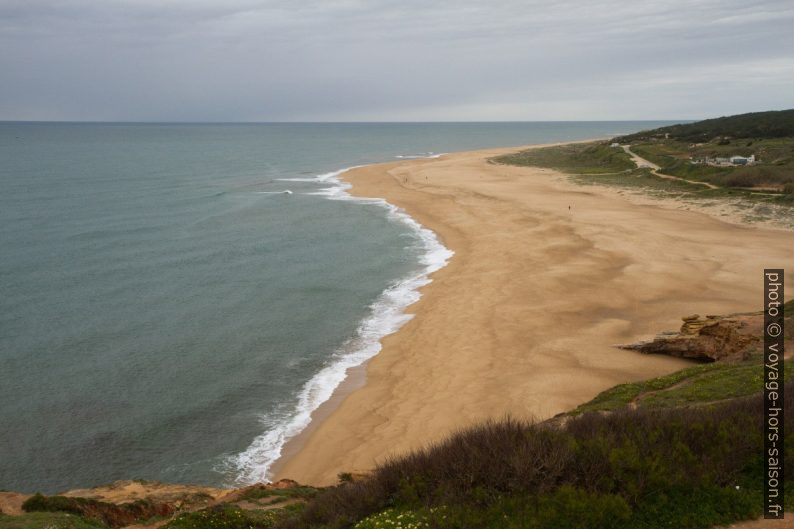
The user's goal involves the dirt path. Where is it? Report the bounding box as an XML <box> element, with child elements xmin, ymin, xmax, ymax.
<box><xmin>622</xmin><ymin>144</ymin><xmax>720</xmax><ymax>189</ymax></box>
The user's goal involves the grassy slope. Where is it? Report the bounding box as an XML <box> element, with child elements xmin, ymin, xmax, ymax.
<box><xmin>631</xmin><ymin>139</ymin><xmax>794</xmax><ymax>190</ymax></box>
<box><xmin>0</xmin><ymin>512</ymin><xmax>105</xmax><ymax>529</ymax></box>
<box><xmin>577</xmin><ymin>300</ymin><xmax>791</xmax><ymax>415</ymax></box>
<box><xmin>574</xmin><ymin>356</ymin><xmax>791</xmax><ymax>413</ymax></box>
<box><xmin>612</xmin><ymin>109</ymin><xmax>794</xmax><ymax>191</ymax></box>
<box><xmin>492</xmin><ymin>143</ymin><xmax>635</xmax><ymax>174</ymax></box>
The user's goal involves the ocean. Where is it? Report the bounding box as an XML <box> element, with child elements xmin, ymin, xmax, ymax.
<box><xmin>0</xmin><ymin>121</ymin><xmax>677</xmax><ymax>493</ymax></box>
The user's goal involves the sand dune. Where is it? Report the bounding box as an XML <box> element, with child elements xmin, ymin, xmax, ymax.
<box><xmin>275</xmin><ymin>144</ymin><xmax>794</xmax><ymax>485</ymax></box>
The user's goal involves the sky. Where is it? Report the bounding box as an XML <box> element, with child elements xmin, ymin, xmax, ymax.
<box><xmin>1</xmin><ymin>0</ymin><xmax>793</xmax><ymax>122</ymax></box>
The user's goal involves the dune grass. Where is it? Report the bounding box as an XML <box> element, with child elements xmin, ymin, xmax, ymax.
<box><xmin>492</xmin><ymin>143</ymin><xmax>634</xmax><ymax>174</ymax></box>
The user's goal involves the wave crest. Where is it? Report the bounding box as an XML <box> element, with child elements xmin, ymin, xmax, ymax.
<box><xmin>226</xmin><ymin>165</ymin><xmax>453</xmax><ymax>484</ymax></box>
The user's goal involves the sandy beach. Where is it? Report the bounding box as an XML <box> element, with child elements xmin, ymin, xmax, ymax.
<box><xmin>275</xmin><ymin>143</ymin><xmax>794</xmax><ymax>486</ymax></box>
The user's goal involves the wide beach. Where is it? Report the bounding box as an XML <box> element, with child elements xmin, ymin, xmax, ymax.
<box><xmin>275</xmin><ymin>143</ymin><xmax>794</xmax><ymax>486</ymax></box>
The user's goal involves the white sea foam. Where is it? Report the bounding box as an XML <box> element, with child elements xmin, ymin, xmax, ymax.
<box><xmin>274</xmin><ymin>177</ymin><xmax>320</xmax><ymax>182</ymax></box>
<box><xmin>395</xmin><ymin>152</ymin><xmax>445</xmax><ymax>159</ymax></box>
<box><xmin>227</xmin><ymin>165</ymin><xmax>453</xmax><ymax>485</ymax></box>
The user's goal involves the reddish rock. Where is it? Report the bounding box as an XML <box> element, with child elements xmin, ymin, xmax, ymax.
<box><xmin>618</xmin><ymin>313</ymin><xmax>761</xmax><ymax>361</ymax></box>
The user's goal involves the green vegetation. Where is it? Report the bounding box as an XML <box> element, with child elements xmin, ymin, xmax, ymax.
<box><xmin>575</xmin><ymin>355</ymin><xmax>791</xmax><ymax>414</ymax></box>
<box><xmin>275</xmin><ymin>376</ymin><xmax>792</xmax><ymax>528</ymax></box>
<box><xmin>349</xmin><ymin>486</ymin><xmax>760</xmax><ymax>529</ymax></box>
<box><xmin>239</xmin><ymin>485</ymin><xmax>319</xmax><ymax>502</ymax></box>
<box><xmin>492</xmin><ymin>143</ymin><xmax>634</xmax><ymax>174</ymax></box>
<box><xmin>630</xmin><ymin>139</ymin><xmax>794</xmax><ymax>191</ymax></box>
<box><xmin>617</xmin><ymin>109</ymin><xmax>794</xmax><ymax>143</ymax></box>
<box><xmin>614</xmin><ymin>110</ymin><xmax>794</xmax><ymax>192</ymax></box>
<box><xmin>0</xmin><ymin>512</ymin><xmax>105</xmax><ymax>529</ymax></box>
<box><xmin>13</xmin><ymin>490</ymin><xmax>308</xmax><ymax>529</ymax></box>
<box><xmin>572</xmin><ymin>167</ymin><xmax>706</xmax><ymax>193</ymax></box>
<box><xmin>22</xmin><ymin>493</ymin><xmax>171</xmax><ymax>528</ymax></box>
<box><xmin>162</xmin><ymin>505</ymin><xmax>289</xmax><ymax>529</ymax></box>
<box><xmin>353</xmin><ymin>507</ymin><xmax>441</xmax><ymax>528</ymax></box>
<box><xmin>494</xmin><ymin>110</ymin><xmax>794</xmax><ymax>214</ymax></box>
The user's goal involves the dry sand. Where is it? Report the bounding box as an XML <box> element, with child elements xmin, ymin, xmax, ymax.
<box><xmin>275</xmin><ymin>144</ymin><xmax>794</xmax><ymax>486</ymax></box>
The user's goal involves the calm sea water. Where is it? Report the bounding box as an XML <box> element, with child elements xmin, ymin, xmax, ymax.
<box><xmin>0</xmin><ymin>121</ymin><xmax>677</xmax><ymax>493</ymax></box>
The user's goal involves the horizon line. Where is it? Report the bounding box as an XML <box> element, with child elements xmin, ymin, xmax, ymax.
<box><xmin>0</xmin><ymin>118</ymin><xmax>691</xmax><ymax>125</ymax></box>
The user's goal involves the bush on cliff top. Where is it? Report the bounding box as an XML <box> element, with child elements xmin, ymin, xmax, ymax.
<box><xmin>277</xmin><ymin>382</ymin><xmax>793</xmax><ymax>529</ymax></box>
<box><xmin>161</xmin><ymin>504</ymin><xmax>286</xmax><ymax>529</ymax></box>
<box><xmin>22</xmin><ymin>494</ymin><xmax>172</xmax><ymax>528</ymax></box>
<box><xmin>0</xmin><ymin>512</ymin><xmax>106</xmax><ymax>529</ymax></box>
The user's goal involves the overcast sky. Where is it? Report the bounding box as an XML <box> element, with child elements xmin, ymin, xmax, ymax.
<box><xmin>1</xmin><ymin>0</ymin><xmax>793</xmax><ymax>121</ymax></box>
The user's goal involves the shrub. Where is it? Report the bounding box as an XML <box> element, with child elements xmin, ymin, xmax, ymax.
<box><xmin>162</xmin><ymin>505</ymin><xmax>283</xmax><ymax>529</ymax></box>
<box><xmin>724</xmin><ymin>172</ymin><xmax>758</xmax><ymax>188</ymax></box>
<box><xmin>239</xmin><ymin>485</ymin><xmax>318</xmax><ymax>502</ymax></box>
<box><xmin>353</xmin><ymin>508</ymin><xmax>434</xmax><ymax>529</ymax></box>
<box><xmin>22</xmin><ymin>494</ymin><xmax>172</xmax><ymax>528</ymax></box>
<box><xmin>277</xmin><ymin>385</ymin><xmax>792</xmax><ymax>529</ymax></box>
<box><xmin>0</xmin><ymin>512</ymin><xmax>107</xmax><ymax>529</ymax></box>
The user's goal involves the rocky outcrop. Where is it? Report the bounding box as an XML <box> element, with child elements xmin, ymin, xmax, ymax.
<box><xmin>0</xmin><ymin>491</ymin><xmax>29</xmax><ymax>515</ymax></box>
<box><xmin>618</xmin><ymin>313</ymin><xmax>762</xmax><ymax>362</ymax></box>
<box><xmin>62</xmin><ymin>479</ymin><xmax>225</xmax><ymax>509</ymax></box>
<box><xmin>214</xmin><ymin>478</ymin><xmax>301</xmax><ymax>503</ymax></box>
<box><xmin>21</xmin><ymin>492</ymin><xmax>176</xmax><ymax>528</ymax></box>
<box><xmin>5</xmin><ymin>479</ymin><xmax>317</xmax><ymax>528</ymax></box>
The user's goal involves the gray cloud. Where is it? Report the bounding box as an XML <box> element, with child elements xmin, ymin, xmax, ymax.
<box><xmin>1</xmin><ymin>0</ymin><xmax>792</xmax><ymax>121</ymax></box>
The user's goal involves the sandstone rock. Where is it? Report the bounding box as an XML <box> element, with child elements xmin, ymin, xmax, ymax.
<box><xmin>618</xmin><ymin>314</ymin><xmax>761</xmax><ymax>362</ymax></box>
<box><xmin>271</xmin><ymin>479</ymin><xmax>300</xmax><ymax>489</ymax></box>
<box><xmin>0</xmin><ymin>492</ymin><xmax>29</xmax><ymax>516</ymax></box>
<box><xmin>680</xmin><ymin>315</ymin><xmax>721</xmax><ymax>335</ymax></box>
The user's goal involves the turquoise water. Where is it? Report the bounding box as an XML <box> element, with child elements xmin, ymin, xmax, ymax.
<box><xmin>0</xmin><ymin>121</ymin><xmax>677</xmax><ymax>493</ymax></box>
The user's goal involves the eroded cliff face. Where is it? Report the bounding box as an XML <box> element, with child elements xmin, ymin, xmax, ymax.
<box><xmin>0</xmin><ymin>478</ymin><xmax>308</xmax><ymax>528</ymax></box>
<box><xmin>617</xmin><ymin>311</ymin><xmax>783</xmax><ymax>362</ymax></box>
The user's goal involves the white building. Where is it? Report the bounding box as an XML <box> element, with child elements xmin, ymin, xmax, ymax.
<box><xmin>729</xmin><ymin>155</ymin><xmax>756</xmax><ymax>165</ymax></box>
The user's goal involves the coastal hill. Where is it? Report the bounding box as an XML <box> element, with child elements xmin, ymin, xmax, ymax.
<box><xmin>617</xmin><ymin>109</ymin><xmax>794</xmax><ymax>143</ymax></box>
<box><xmin>497</xmin><ymin>109</ymin><xmax>794</xmax><ymax>196</ymax></box>
<box><xmin>614</xmin><ymin>109</ymin><xmax>794</xmax><ymax>193</ymax></box>
<box><xmin>493</xmin><ymin>109</ymin><xmax>794</xmax><ymax>233</ymax></box>
<box><xmin>3</xmin><ymin>301</ymin><xmax>791</xmax><ymax>529</ymax></box>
